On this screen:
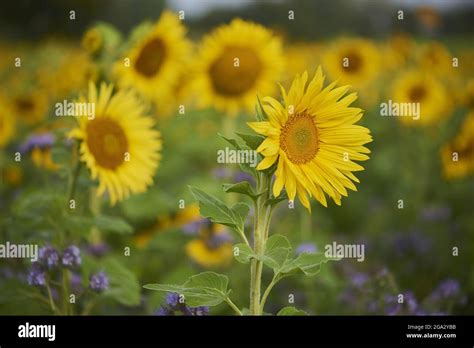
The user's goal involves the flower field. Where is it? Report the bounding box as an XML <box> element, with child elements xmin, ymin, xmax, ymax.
<box><xmin>0</xmin><ymin>0</ymin><xmax>473</xmax><ymax>317</ymax></box>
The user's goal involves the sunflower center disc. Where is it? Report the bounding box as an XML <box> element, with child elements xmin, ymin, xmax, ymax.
<box><xmin>209</xmin><ymin>46</ymin><xmax>262</xmax><ymax>96</ymax></box>
<box><xmin>134</xmin><ymin>38</ymin><xmax>167</xmax><ymax>78</ymax></box>
<box><xmin>280</xmin><ymin>113</ymin><xmax>319</xmax><ymax>164</ymax></box>
<box><xmin>16</xmin><ymin>98</ymin><xmax>34</xmax><ymax>112</ymax></box>
<box><xmin>344</xmin><ymin>51</ymin><xmax>363</xmax><ymax>73</ymax></box>
<box><xmin>86</xmin><ymin>117</ymin><xmax>129</xmax><ymax>170</ymax></box>
<box><xmin>408</xmin><ymin>85</ymin><xmax>427</xmax><ymax>102</ymax></box>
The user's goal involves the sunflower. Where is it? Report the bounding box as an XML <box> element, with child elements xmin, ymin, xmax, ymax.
<box><xmin>69</xmin><ymin>82</ymin><xmax>162</xmax><ymax>205</ymax></box>
<box><xmin>322</xmin><ymin>38</ymin><xmax>381</xmax><ymax>88</ymax></box>
<box><xmin>461</xmin><ymin>79</ymin><xmax>474</xmax><ymax>110</ymax></box>
<box><xmin>248</xmin><ymin>68</ymin><xmax>372</xmax><ymax>210</ymax></box>
<box><xmin>113</xmin><ymin>11</ymin><xmax>191</xmax><ymax>115</ymax></box>
<box><xmin>134</xmin><ymin>204</ymin><xmax>201</xmax><ymax>248</ymax></box>
<box><xmin>441</xmin><ymin>112</ymin><xmax>474</xmax><ymax>179</ymax></box>
<box><xmin>10</xmin><ymin>90</ymin><xmax>49</xmax><ymax>126</ymax></box>
<box><xmin>81</xmin><ymin>27</ymin><xmax>103</xmax><ymax>55</ymax></box>
<box><xmin>416</xmin><ymin>42</ymin><xmax>452</xmax><ymax>76</ymax></box>
<box><xmin>37</xmin><ymin>50</ymin><xmax>98</xmax><ymax>100</ymax></box>
<box><xmin>283</xmin><ymin>43</ymin><xmax>323</xmax><ymax>87</ymax></box>
<box><xmin>0</xmin><ymin>100</ymin><xmax>15</xmax><ymax>148</ymax></box>
<box><xmin>19</xmin><ymin>133</ymin><xmax>60</xmax><ymax>171</ymax></box>
<box><xmin>189</xmin><ymin>19</ymin><xmax>284</xmax><ymax>115</ymax></box>
<box><xmin>185</xmin><ymin>223</ymin><xmax>233</xmax><ymax>268</ymax></box>
<box><xmin>390</xmin><ymin>70</ymin><xmax>451</xmax><ymax>126</ymax></box>
<box><xmin>2</xmin><ymin>164</ymin><xmax>23</xmax><ymax>187</ymax></box>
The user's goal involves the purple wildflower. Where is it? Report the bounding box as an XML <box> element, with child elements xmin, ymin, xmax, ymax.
<box><xmin>296</xmin><ymin>243</ymin><xmax>317</xmax><ymax>255</ymax></box>
<box><xmin>38</xmin><ymin>245</ymin><xmax>59</xmax><ymax>269</ymax></box>
<box><xmin>89</xmin><ymin>271</ymin><xmax>109</xmax><ymax>292</ymax></box>
<box><xmin>350</xmin><ymin>272</ymin><xmax>369</xmax><ymax>288</ymax></box>
<box><xmin>86</xmin><ymin>242</ymin><xmax>110</xmax><ymax>258</ymax></box>
<box><xmin>27</xmin><ymin>264</ymin><xmax>46</xmax><ymax>286</ymax></box>
<box><xmin>62</xmin><ymin>245</ymin><xmax>81</xmax><ymax>268</ymax></box>
<box><xmin>19</xmin><ymin>133</ymin><xmax>55</xmax><ymax>153</ymax></box>
<box><xmin>431</xmin><ymin>279</ymin><xmax>460</xmax><ymax>300</ymax></box>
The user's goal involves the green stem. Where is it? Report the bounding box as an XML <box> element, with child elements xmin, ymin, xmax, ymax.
<box><xmin>45</xmin><ymin>284</ymin><xmax>57</xmax><ymax>314</ymax></box>
<box><xmin>81</xmin><ymin>297</ymin><xmax>98</xmax><ymax>315</ymax></box>
<box><xmin>260</xmin><ymin>274</ymin><xmax>278</xmax><ymax>312</ymax></box>
<box><xmin>68</xmin><ymin>160</ymin><xmax>82</xmax><ymax>204</ymax></box>
<box><xmin>249</xmin><ymin>172</ymin><xmax>273</xmax><ymax>315</ymax></box>
<box><xmin>62</xmin><ymin>269</ymin><xmax>71</xmax><ymax>315</ymax></box>
<box><xmin>225</xmin><ymin>297</ymin><xmax>243</xmax><ymax>316</ymax></box>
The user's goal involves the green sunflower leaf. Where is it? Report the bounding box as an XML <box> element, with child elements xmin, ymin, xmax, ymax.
<box><xmin>255</xmin><ymin>95</ymin><xmax>268</xmax><ymax>121</ymax></box>
<box><xmin>261</xmin><ymin>234</ymin><xmax>292</xmax><ymax>271</ymax></box>
<box><xmin>144</xmin><ymin>272</ymin><xmax>230</xmax><ymax>307</ymax></box>
<box><xmin>279</xmin><ymin>252</ymin><xmax>340</xmax><ymax>278</ymax></box>
<box><xmin>189</xmin><ymin>186</ymin><xmax>248</xmax><ymax>237</ymax></box>
<box><xmin>277</xmin><ymin>306</ymin><xmax>308</xmax><ymax>316</ymax></box>
<box><xmin>235</xmin><ymin>132</ymin><xmax>265</xmax><ymax>151</ymax></box>
<box><xmin>103</xmin><ymin>258</ymin><xmax>141</xmax><ymax>306</ymax></box>
<box><xmin>265</xmin><ymin>192</ymin><xmax>288</xmax><ymax>207</ymax></box>
<box><xmin>233</xmin><ymin>243</ymin><xmax>255</xmax><ymax>264</ymax></box>
<box><xmin>223</xmin><ymin>181</ymin><xmax>260</xmax><ymax>199</ymax></box>
<box><xmin>217</xmin><ymin>133</ymin><xmax>258</xmax><ymax>177</ymax></box>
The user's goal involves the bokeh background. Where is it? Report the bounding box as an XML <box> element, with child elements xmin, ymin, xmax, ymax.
<box><xmin>0</xmin><ymin>0</ymin><xmax>473</xmax><ymax>315</ymax></box>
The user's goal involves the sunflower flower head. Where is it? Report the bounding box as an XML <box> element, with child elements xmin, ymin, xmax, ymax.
<box><xmin>441</xmin><ymin>112</ymin><xmax>474</xmax><ymax>179</ymax></box>
<box><xmin>248</xmin><ymin>67</ymin><xmax>372</xmax><ymax>211</ymax></box>
<box><xmin>190</xmin><ymin>19</ymin><xmax>284</xmax><ymax>115</ymax></box>
<box><xmin>391</xmin><ymin>70</ymin><xmax>452</xmax><ymax>126</ymax></box>
<box><xmin>113</xmin><ymin>11</ymin><xmax>191</xmax><ymax>115</ymax></box>
<box><xmin>69</xmin><ymin>82</ymin><xmax>162</xmax><ymax>205</ymax></box>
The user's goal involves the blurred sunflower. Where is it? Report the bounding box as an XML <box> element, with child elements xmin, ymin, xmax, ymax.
<box><xmin>322</xmin><ymin>38</ymin><xmax>381</xmax><ymax>88</ymax></box>
<box><xmin>416</xmin><ymin>42</ymin><xmax>452</xmax><ymax>76</ymax></box>
<box><xmin>10</xmin><ymin>90</ymin><xmax>49</xmax><ymax>126</ymax></box>
<box><xmin>283</xmin><ymin>43</ymin><xmax>322</xmax><ymax>86</ymax></box>
<box><xmin>69</xmin><ymin>82</ymin><xmax>162</xmax><ymax>205</ymax></box>
<box><xmin>391</xmin><ymin>70</ymin><xmax>451</xmax><ymax>126</ymax></box>
<box><xmin>461</xmin><ymin>79</ymin><xmax>474</xmax><ymax>110</ymax></box>
<box><xmin>81</xmin><ymin>27</ymin><xmax>103</xmax><ymax>55</ymax></box>
<box><xmin>37</xmin><ymin>50</ymin><xmax>98</xmax><ymax>100</ymax></box>
<box><xmin>2</xmin><ymin>164</ymin><xmax>23</xmax><ymax>187</ymax></box>
<box><xmin>134</xmin><ymin>204</ymin><xmax>201</xmax><ymax>248</ymax></box>
<box><xmin>383</xmin><ymin>33</ymin><xmax>415</xmax><ymax>69</ymax></box>
<box><xmin>114</xmin><ymin>11</ymin><xmax>191</xmax><ymax>115</ymax></box>
<box><xmin>0</xmin><ymin>100</ymin><xmax>15</xmax><ymax>148</ymax></box>
<box><xmin>19</xmin><ymin>133</ymin><xmax>60</xmax><ymax>171</ymax></box>
<box><xmin>190</xmin><ymin>19</ymin><xmax>284</xmax><ymax>115</ymax></box>
<box><xmin>248</xmin><ymin>67</ymin><xmax>372</xmax><ymax>210</ymax></box>
<box><xmin>186</xmin><ymin>222</ymin><xmax>233</xmax><ymax>268</ymax></box>
<box><xmin>441</xmin><ymin>112</ymin><xmax>474</xmax><ymax>179</ymax></box>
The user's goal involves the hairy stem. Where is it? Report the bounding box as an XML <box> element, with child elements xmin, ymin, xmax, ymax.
<box><xmin>249</xmin><ymin>172</ymin><xmax>273</xmax><ymax>315</ymax></box>
<box><xmin>225</xmin><ymin>297</ymin><xmax>243</xmax><ymax>316</ymax></box>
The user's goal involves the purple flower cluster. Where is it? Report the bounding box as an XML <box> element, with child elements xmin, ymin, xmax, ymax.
<box><xmin>27</xmin><ymin>245</ymin><xmax>81</xmax><ymax>287</ymax></box>
<box><xmin>89</xmin><ymin>271</ymin><xmax>109</xmax><ymax>293</ymax></box>
<box><xmin>205</xmin><ymin>231</ymin><xmax>233</xmax><ymax>249</ymax></box>
<box><xmin>38</xmin><ymin>245</ymin><xmax>60</xmax><ymax>269</ymax></box>
<box><xmin>155</xmin><ymin>293</ymin><xmax>209</xmax><ymax>316</ymax></box>
<box><xmin>62</xmin><ymin>246</ymin><xmax>81</xmax><ymax>268</ymax></box>
<box><xmin>19</xmin><ymin>133</ymin><xmax>55</xmax><ymax>153</ymax></box>
<box><xmin>182</xmin><ymin>218</ymin><xmax>209</xmax><ymax>235</ymax></box>
<box><xmin>27</xmin><ymin>264</ymin><xmax>46</xmax><ymax>286</ymax></box>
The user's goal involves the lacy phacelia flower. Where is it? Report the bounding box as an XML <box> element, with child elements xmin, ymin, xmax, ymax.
<box><xmin>62</xmin><ymin>245</ymin><xmax>82</xmax><ymax>268</ymax></box>
<box><xmin>155</xmin><ymin>292</ymin><xmax>209</xmax><ymax>316</ymax></box>
<box><xmin>27</xmin><ymin>264</ymin><xmax>46</xmax><ymax>286</ymax></box>
<box><xmin>38</xmin><ymin>245</ymin><xmax>60</xmax><ymax>269</ymax></box>
<box><xmin>89</xmin><ymin>271</ymin><xmax>109</xmax><ymax>292</ymax></box>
